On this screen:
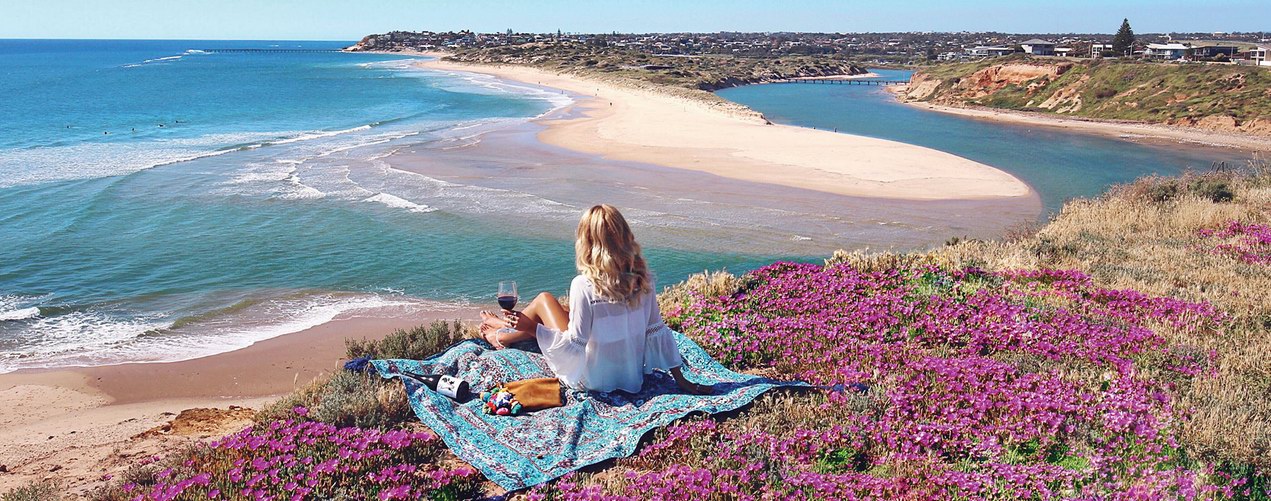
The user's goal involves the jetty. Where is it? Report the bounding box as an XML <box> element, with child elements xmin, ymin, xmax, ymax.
<box><xmin>776</xmin><ymin>78</ymin><xmax>907</xmax><ymax>86</ymax></box>
<box><xmin>201</xmin><ymin>48</ymin><xmax>343</xmax><ymax>54</ymax></box>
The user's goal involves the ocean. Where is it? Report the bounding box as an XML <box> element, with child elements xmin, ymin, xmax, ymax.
<box><xmin>0</xmin><ymin>40</ymin><xmax>784</xmax><ymax>372</ymax></box>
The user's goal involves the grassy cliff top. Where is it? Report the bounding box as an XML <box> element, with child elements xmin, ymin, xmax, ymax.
<box><xmin>904</xmin><ymin>56</ymin><xmax>1271</xmax><ymax>132</ymax></box>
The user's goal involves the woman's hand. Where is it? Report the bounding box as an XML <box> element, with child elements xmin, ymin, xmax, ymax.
<box><xmin>502</xmin><ymin>309</ymin><xmax>537</xmax><ymax>334</ymax></box>
<box><xmin>671</xmin><ymin>366</ymin><xmax>712</xmax><ymax>395</ymax></box>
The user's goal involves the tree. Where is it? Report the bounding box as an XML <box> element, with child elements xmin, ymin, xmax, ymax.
<box><xmin>1112</xmin><ymin>18</ymin><xmax>1136</xmax><ymax>57</ymax></box>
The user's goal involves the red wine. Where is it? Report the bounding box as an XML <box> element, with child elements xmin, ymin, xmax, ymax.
<box><xmin>498</xmin><ymin>295</ymin><xmax>517</xmax><ymax>311</ymax></box>
<box><xmin>406</xmin><ymin>372</ymin><xmax>471</xmax><ymax>401</ymax></box>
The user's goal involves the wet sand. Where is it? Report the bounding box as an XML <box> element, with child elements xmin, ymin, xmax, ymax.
<box><xmin>384</xmin><ymin>114</ymin><xmax>1042</xmax><ymax>256</ymax></box>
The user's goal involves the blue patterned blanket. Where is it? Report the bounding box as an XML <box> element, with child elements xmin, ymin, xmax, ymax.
<box><xmin>370</xmin><ymin>331</ymin><xmax>806</xmax><ymax>491</ymax></box>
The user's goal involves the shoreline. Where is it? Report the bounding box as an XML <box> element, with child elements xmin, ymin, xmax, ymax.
<box><xmin>0</xmin><ymin>304</ymin><xmax>479</xmax><ymax>493</ymax></box>
<box><xmin>416</xmin><ymin>57</ymin><xmax>1035</xmax><ymax>202</ymax></box>
<box><xmin>891</xmin><ymin>88</ymin><xmax>1271</xmax><ymax>153</ymax></box>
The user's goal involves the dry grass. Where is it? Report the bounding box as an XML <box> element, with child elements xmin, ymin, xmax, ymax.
<box><xmin>656</xmin><ymin>269</ymin><xmax>742</xmax><ymax>315</ymax></box>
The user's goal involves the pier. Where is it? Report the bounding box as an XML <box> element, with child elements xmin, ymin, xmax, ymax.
<box><xmin>777</xmin><ymin>78</ymin><xmax>907</xmax><ymax>86</ymax></box>
<box><xmin>201</xmin><ymin>48</ymin><xmax>344</xmax><ymax>54</ymax></box>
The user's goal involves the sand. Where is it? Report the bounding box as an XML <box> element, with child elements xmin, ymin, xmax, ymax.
<box><xmin>892</xmin><ymin>90</ymin><xmax>1271</xmax><ymax>153</ymax></box>
<box><xmin>0</xmin><ymin>305</ymin><xmax>478</xmax><ymax>495</ymax></box>
<box><xmin>418</xmin><ymin>58</ymin><xmax>1034</xmax><ymax>201</ymax></box>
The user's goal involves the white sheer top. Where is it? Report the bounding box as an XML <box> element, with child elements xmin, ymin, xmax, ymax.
<box><xmin>535</xmin><ymin>275</ymin><xmax>684</xmax><ymax>393</ymax></box>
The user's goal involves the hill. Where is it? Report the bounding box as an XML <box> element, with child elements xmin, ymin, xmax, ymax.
<box><xmin>29</xmin><ymin>162</ymin><xmax>1266</xmax><ymax>499</ymax></box>
<box><xmin>900</xmin><ymin>56</ymin><xmax>1271</xmax><ymax>137</ymax></box>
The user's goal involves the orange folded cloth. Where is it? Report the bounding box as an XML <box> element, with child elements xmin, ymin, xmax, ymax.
<box><xmin>504</xmin><ymin>377</ymin><xmax>563</xmax><ymax>411</ymax></box>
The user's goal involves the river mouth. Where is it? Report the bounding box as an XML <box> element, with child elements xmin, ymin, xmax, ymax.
<box><xmin>717</xmin><ymin>68</ymin><xmax>1260</xmax><ymax>215</ymax></box>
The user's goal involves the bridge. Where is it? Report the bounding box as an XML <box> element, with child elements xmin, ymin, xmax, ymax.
<box><xmin>776</xmin><ymin>78</ymin><xmax>907</xmax><ymax>86</ymax></box>
<box><xmin>201</xmin><ymin>48</ymin><xmax>345</xmax><ymax>54</ymax></box>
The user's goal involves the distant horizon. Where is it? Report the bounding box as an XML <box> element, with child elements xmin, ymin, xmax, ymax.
<box><xmin>3</xmin><ymin>1</ymin><xmax>1268</xmax><ymax>40</ymax></box>
<box><xmin>2</xmin><ymin>27</ymin><xmax>1267</xmax><ymax>43</ymax></box>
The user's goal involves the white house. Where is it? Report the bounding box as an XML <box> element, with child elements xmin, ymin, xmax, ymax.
<box><xmin>1020</xmin><ymin>39</ymin><xmax>1056</xmax><ymax>56</ymax></box>
<box><xmin>966</xmin><ymin>46</ymin><xmax>1014</xmax><ymax>57</ymax></box>
<box><xmin>1249</xmin><ymin>46</ymin><xmax>1269</xmax><ymax>66</ymax></box>
<box><xmin>1143</xmin><ymin>43</ymin><xmax>1189</xmax><ymax>60</ymax></box>
<box><xmin>1090</xmin><ymin>43</ymin><xmax>1113</xmax><ymax>58</ymax></box>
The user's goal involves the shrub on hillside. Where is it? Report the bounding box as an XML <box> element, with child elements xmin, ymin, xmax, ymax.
<box><xmin>1190</xmin><ymin>178</ymin><xmax>1235</xmax><ymax>203</ymax></box>
<box><xmin>255</xmin><ymin>320</ymin><xmax>468</xmax><ymax>426</ymax></box>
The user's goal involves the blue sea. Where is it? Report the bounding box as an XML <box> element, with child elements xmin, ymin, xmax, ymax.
<box><xmin>0</xmin><ymin>40</ymin><xmax>785</xmax><ymax>371</ymax></box>
<box><xmin>718</xmin><ymin>69</ymin><xmax>1254</xmax><ymax>213</ymax></box>
<box><xmin>1</xmin><ymin>43</ymin><xmax>1251</xmax><ymax>372</ymax></box>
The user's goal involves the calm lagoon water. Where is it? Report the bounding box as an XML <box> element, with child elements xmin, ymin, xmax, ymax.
<box><xmin>718</xmin><ymin>69</ymin><xmax>1253</xmax><ymax>213</ymax></box>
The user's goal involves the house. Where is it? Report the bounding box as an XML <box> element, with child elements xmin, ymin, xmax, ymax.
<box><xmin>1248</xmin><ymin>46</ymin><xmax>1269</xmax><ymax>66</ymax></box>
<box><xmin>1090</xmin><ymin>43</ymin><xmax>1114</xmax><ymax>58</ymax></box>
<box><xmin>1190</xmin><ymin>43</ymin><xmax>1241</xmax><ymax>59</ymax></box>
<box><xmin>1054</xmin><ymin>47</ymin><xmax>1073</xmax><ymax>57</ymax></box>
<box><xmin>1143</xmin><ymin>43</ymin><xmax>1189</xmax><ymax>60</ymax></box>
<box><xmin>966</xmin><ymin>46</ymin><xmax>1014</xmax><ymax>57</ymax></box>
<box><xmin>1020</xmin><ymin>39</ymin><xmax>1056</xmax><ymax>56</ymax></box>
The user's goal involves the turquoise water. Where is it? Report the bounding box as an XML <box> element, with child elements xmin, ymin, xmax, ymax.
<box><xmin>0</xmin><ymin>40</ymin><xmax>777</xmax><ymax>371</ymax></box>
<box><xmin>6</xmin><ymin>47</ymin><xmax>1247</xmax><ymax>372</ymax></box>
<box><xmin>718</xmin><ymin>69</ymin><xmax>1254</xmax><ymax>213</ymax></box>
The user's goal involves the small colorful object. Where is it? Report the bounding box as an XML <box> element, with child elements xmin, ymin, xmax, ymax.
<box><xmin>481</xmin><ymin>385</ymin><xmax>524</xmax><ymax>416</ymax></box>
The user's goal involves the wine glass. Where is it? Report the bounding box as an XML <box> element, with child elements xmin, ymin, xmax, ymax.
<box><xmin>497</xmin><ymin>281</ymin><xmax>519</xmax><ymax>314</ymax></box>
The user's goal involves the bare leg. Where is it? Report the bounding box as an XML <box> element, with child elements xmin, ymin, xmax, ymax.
<box><xmin>492</xmin><ymin>292</ymin><xmax>569</xmax><ymax>346</ymax></box>
<box><xmin>519</xmin><ymin>292</ymin><xmax>569</xmax><ymax>332</ymax></box>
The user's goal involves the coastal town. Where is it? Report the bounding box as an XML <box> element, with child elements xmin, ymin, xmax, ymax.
<box><xmin>354</xmin><ymin>29</ymin><xmax>1271</xmax><ymax>65</ymax></box>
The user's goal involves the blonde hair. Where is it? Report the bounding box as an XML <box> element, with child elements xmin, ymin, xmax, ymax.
<box><xmin>575</xmin><ymin>205</ymin><xmax>651</xmax><ymax>305</ymax></box>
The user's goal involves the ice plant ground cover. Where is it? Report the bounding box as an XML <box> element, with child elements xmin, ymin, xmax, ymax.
<box><xmin>529</xmin><ymin>261</ymin><xmax>1248</xmax><ymax>499</ymax></box>
<box><xmin>1199</xmin><ymin>221</ymin><xmax>1271</xmax><ymax>265</ymax></box>
<box><xmin>100</xmin><ymin>409</ymin><xmax>482</xmax><ymax>500</ymax></box>
<box><xmin>95</xmin><ymin>260</ymin><xmax>1257</xmax><ymax>500</ymax></box>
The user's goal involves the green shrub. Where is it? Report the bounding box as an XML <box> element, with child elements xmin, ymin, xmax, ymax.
<box><xmin>1190</xmin><ymin>178</ymin><xmax>1235</xmax><ymax>203</ymax></box>
<box><xmin>312</xmin><ymin>370</ymin><xmax>412</xmax><ymax>429</ymax></box>
<box><xmin>256</xmin><ymin>321</ymin><xmax>468</xmax><ymax>425</ymax></box>
<box><xmin>346</xmin><ymin>320</ymin><xmax>469</xmax><ymax>360</ymax></box>
<box><xmin>2</xmin><ymin>481</ymin><xmax>61</xmax><ymax>501</ymax></box>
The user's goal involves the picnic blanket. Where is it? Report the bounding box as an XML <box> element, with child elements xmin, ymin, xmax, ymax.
<box><xmin>370</xmin><ymin>331</ymin><xmax>806</xmax><ymax>490</ymax></box>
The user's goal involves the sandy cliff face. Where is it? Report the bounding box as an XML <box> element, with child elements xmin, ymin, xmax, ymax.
<box><xmin>902</xmin><ymin>61</ymin><xmax>1072</xmax><ymax>104</ymax></box>
<box><xmin>901</xmin><ymin>58</ymin><xmax>1271</xmax><ymax>139</ymax></box>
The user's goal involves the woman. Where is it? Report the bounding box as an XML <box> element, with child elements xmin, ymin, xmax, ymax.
<box><xmin>479</xmin><ymin>204</ymin><xmax>710</xmax><ymax>395</ymax></box>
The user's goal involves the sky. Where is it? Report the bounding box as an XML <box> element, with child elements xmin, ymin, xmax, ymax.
<box><xmin>2</xmin><ymin>0</ymin><xmax>1267</xmax><ymax>40</ymax></box>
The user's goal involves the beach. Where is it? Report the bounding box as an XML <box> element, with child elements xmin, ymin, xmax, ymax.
<box><xmin>418</xmin><ymin>57</ymin><xmax>1035</xmax><ymax>201</ymax></box>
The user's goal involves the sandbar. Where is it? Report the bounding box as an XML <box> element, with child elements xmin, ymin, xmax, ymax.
<box><xmin>418</xmin><ymin>58</ymin><xmax>1034</xmax><ymax>201</ymax></box>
